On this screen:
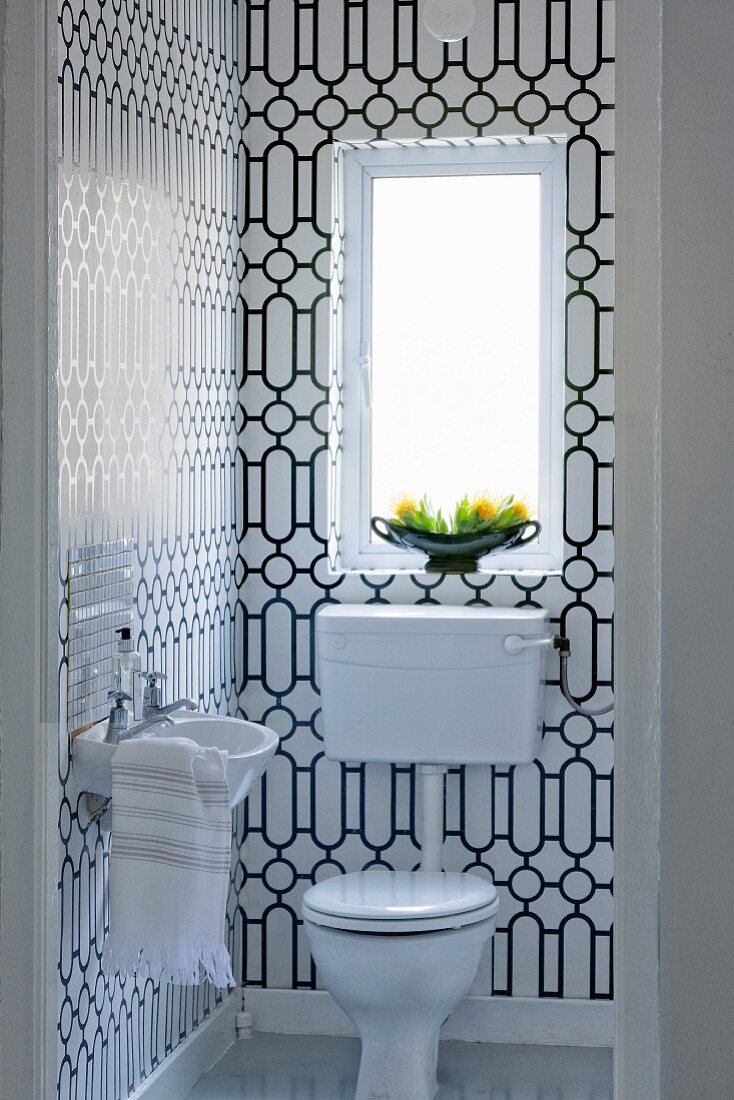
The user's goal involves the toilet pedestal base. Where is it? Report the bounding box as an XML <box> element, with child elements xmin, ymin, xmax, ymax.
<box><xmin>304</xmin><ymin>915</ymin><xmax>497</xmax><ymax>1100</ymax></box>
<box><xmin>352</xmin><ymin>1018</ymin><xmax>441</xmax><ymax>1100</ymax></box>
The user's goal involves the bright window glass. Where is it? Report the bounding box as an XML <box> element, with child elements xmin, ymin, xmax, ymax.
<box><xmin>370</xmin><ymin>173</ymin><xmax>542</xmax><ymax>519</ymax></box>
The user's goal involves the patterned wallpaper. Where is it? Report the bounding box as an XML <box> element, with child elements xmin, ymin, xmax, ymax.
<box><xmin>233</xmin><ymin>0</ymin><xmax>615</xmax><ymax>1003</ymax></box>
<box><xmin>57</xmin><ymin>1</ymin><xmax>245</xmax><ymax>1095</ymax></box>
<box><xmin>56</xmin><ymin>2</ymin><xmax>614</xmax><ymax>1095</ymax></box>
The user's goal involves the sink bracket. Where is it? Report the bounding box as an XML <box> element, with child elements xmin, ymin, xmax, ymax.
<box><xmin>85</xmin><ymin>793</ymin><xmax>112</xmax><ymax>828</ymax></box>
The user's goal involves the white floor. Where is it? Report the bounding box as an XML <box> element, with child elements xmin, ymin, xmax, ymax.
<box><xmin>185</xmin><ymin>1033</ymin><xmax>614</xmax><ymax>1099</ymax></box>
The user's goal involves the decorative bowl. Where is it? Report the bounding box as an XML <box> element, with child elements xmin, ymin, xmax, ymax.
<box><xmin>371</xmin><ymin>516</ymin><xmax>541</xmax><ymax>573</ymax></box>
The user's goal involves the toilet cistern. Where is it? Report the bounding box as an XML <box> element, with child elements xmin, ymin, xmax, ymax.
<box><xmin>316</xmin><ymin>603</ymin><xmax>549</xmax><ymax>768</ymax></box>
<box><xmin>317</xmin><ymin>605</ymin><xmax>550</xmax><ymax>874</ymax></box>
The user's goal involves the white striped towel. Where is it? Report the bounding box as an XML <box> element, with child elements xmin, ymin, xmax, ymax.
<box><xmin>103</xmin><ymin>736</ymin><xmax>235</xmax><ymax>988</ymax></box>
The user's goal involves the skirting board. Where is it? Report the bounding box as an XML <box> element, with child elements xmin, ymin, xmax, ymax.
<box><xmin>133</xmin><ymin>996</ymin><xmax>237</xmax><ymax>1100</ymax></box>
<box><xmin>245</xmin><ymin>989</ymin><xmax>614</xmax><ymax>1048</ymax></box>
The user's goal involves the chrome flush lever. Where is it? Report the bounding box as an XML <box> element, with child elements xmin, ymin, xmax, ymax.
<box><xmin>504</xmin><ymin>634</ymin><xmax>556</xmax><ymax>656</ymax></box>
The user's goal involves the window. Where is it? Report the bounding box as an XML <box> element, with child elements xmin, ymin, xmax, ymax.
<box><xmin>332</xmin><ymin>139</ymin><xmax>566</xmax><ymax>573</ymax></box>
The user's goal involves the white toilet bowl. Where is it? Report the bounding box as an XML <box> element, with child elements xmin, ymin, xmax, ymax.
<box><xmin>303</xmin><ymin>869</ymin><xmax>499</xmax><ymax>1100</ymax></box>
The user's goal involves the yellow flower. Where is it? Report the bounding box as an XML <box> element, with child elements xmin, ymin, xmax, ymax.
<box><xmin>390</xmin><ymin>493</ymin><xmax>418</xmax><ymax>519</ymax></box>
<box><xmin>471</xmin><ymin>494</ymin><xmax>499</xmax><ymax>523</ymax></box>
<box><xmin>509</xmin><ymin>498</ymin><xmax>533</xmax><ymax>523</ymax></box>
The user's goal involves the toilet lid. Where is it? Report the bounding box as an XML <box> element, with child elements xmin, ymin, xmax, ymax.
<box><xmin>303</xmin><ymin>870</ymin><xmax>498</xmax><ymax>923</ymax></box>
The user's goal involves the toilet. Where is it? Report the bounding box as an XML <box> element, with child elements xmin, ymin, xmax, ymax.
<box><xmin>304</xmin><ymin>869</ymin><xmax>500</xmax><ymax>1100</ymax></box>
<box><xmin>304</xmin><ymin>604</ymin><xmax>549</xmax><ymax>1100</ymax></box>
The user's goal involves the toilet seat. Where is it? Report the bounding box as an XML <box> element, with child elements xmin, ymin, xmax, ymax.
<box><xmin>302</xmin><ymin>869</ymin><xmax>500</xmax><ymax>933</ymax></box>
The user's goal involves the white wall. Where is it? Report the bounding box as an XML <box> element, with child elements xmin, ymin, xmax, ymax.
<box><xmin>660</xmin><ymin>2</ymin><xmax>734</xmax><ymax>1096</ymax></box>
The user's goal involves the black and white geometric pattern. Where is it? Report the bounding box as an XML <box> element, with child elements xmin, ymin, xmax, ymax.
<box><xmin>233</xmin><ymin>0</ymin><xmax>614</xmax><ymax>1002</ymax></box>
<box><xmin>57</xmin><ymin>1</ymin><xmax>614</xmax><ymax>1096</ymax></box>
<box><xmin>57</xmin><ymin>1</ymin><xmax>245</xmax><ymax>1094</ymax></box>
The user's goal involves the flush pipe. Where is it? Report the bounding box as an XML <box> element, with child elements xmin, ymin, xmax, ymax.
<box><xmin>504</xmin><ymin>633</ymin><xmax>614</xmax><ymax>718</ymax></box>
<box><xmin>555</xmin><ymin>635</ymin><xmax>614</xmax><ymax>717</ymax></box>
<box><xmin>418</xmin><ymin>764</ymin><xmax>447</xmax><ymax>872</ymax></box>
<box><xmin>416</xmin><ymin>634</ymin><xmax>612</xmax><ymax>869</ymax></box>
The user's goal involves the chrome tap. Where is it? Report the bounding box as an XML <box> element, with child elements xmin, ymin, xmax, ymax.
<box><xmin>127</xmin><ymin>712</ymin><xmax>175</xmax><ymax>738</ymax></box>
<box><xmin>105</xmin><ymin>687</ymin><xmax>175</xmax><ymax>743</ymax></box>
<box><xmin>141</xmin><ymin>670</ymin><xmax>166</xmax><ymax>719</ymax></box>
<box><xmin>152</xmin><ymin>698</ymin><xmax>198</xmax><ymax>718</ymax></box>
<box><xmin>140</xmin><ymin>670</ymin><xmax>197</xmax><ymax>720</ymax></box>
<box><xmin>105</xmin><ymin>690</ymin><xmax>132</xmax><ymax>744</ymax></box>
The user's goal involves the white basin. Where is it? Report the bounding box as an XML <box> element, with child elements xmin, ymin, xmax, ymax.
<box><xmin>73</xmin><ymin>712</ymin><xmax>279</xmax><ymax>810</ymax></box>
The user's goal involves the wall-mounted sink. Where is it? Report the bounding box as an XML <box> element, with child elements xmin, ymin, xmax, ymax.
<box><xmin>73</xmin><ymin>713</ymin><xmax>279</xmax><ymax>810</ymax></box>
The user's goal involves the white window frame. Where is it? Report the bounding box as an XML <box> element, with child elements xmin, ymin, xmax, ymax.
<box><xmin>332</xmin><ymin>139</ymin><xmax>567</xmax><ymax>574</ymax></box>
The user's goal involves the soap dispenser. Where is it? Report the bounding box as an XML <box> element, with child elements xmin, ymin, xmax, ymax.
<box><xmin>113</xmin><ymin>627</ymin><xmax>142</xmax><ymax>722</ymax></box>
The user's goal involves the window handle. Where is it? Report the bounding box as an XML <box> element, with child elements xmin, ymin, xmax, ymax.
<box><xmin>359</xmin><ymin>350</ymin><xmax>372</xmax><ymax>408</ymax></box>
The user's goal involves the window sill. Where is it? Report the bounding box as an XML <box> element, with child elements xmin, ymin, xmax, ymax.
<box><xmin>331</xmin><ymin>547</ymin><xmax>564</xmax><ymax>577</ymax></box>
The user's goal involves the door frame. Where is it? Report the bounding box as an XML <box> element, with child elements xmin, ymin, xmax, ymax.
<box><xmin>0</xmin><ymin>0</ymin><xmax>59</xmax><ymax>1094</ymax></box>
<box><xmin>613</xmin><ymin>1</ymin><xmax>663</xmax><ymax>1096</ymax></box>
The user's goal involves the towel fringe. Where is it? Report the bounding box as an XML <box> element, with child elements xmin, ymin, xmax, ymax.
<box><xmin>103</xmin><ymin>935</ymin><xmax>235</xmax><ymax>989</ymax></box>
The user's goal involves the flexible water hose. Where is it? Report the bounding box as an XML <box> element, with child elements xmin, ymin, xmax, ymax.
<box><xmin>555</xmin><ymin>636</ymin><xmax>615</xmax><ymax>718</ymax></box>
